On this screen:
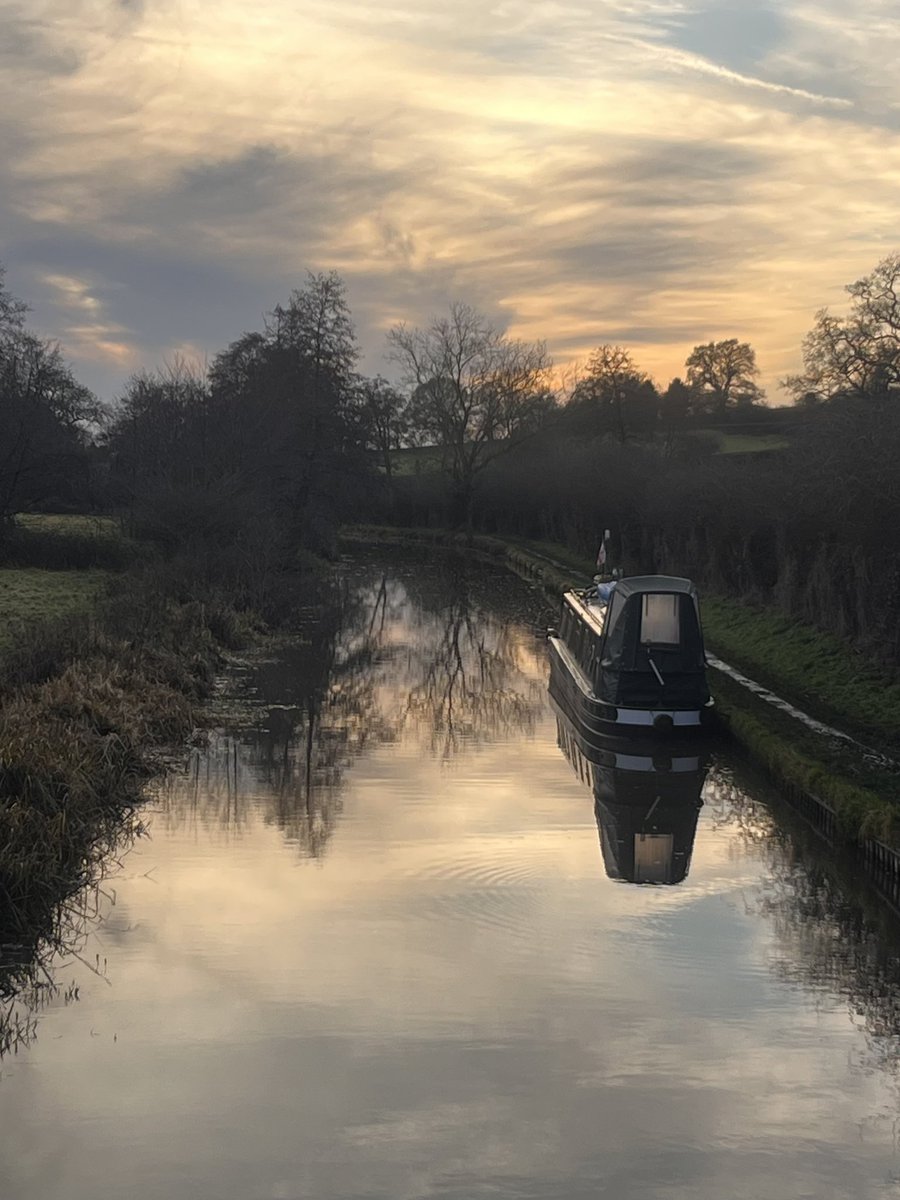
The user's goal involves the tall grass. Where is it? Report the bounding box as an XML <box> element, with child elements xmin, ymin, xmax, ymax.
<box><xmin>0</xmin><ymin>587</ymin><xmax>216</xmax><ymax>940</ymax></box>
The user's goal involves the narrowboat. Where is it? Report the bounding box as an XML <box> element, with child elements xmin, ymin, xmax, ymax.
<box><xmin>553</xmin><ymin>697</ymin><xmax>707</xmax><ymax>885</ymax></box>
<box><xmin>548</xmin><ymin>574</ymin><xmax>713</xmax><ymax>737</ymax></box>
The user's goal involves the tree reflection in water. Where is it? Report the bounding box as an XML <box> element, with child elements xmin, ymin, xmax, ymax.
<box><xmin>403</xmin><ymin>584</ymin><xmax>545</xmax><ymax>759</ymax></box>
<box><xmin>705</xmin><ymin>764</ymin><xmax>900</xmax><ymax>1075</ymax></box>
<box><xmin>157</xmin><ymin>560</ymin><xmax>546</xmax><ymax>852</ymax></box>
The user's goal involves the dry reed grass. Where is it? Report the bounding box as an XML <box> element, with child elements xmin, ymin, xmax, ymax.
<box><xmin>0</xmin><ymin>574</ymin><xmax>244</xmax><ymax>939</ymax></box>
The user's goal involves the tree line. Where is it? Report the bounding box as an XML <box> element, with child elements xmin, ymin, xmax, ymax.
<box><xmin>4</xmin><ymin>253</ymin><xmax>900</xmax><ymax>659</ymax></box>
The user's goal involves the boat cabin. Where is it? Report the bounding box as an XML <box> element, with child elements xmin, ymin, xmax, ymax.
<box><xmin>558</xmin><ymin>575</ymin><xmax>709</xmax><ymax>712</ymax></box>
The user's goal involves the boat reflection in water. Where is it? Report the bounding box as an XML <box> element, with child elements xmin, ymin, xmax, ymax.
<box><xmin>553</xmin><ymin>699</ymin><xmax>708</xmax><ymax>884</ymax></box>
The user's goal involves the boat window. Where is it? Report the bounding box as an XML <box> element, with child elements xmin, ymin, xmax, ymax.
<box><xmin>607</xmin><ymin>590</ymin><xmax>626</xmax><ymax>630</ymax></box>
<box><xmin>640</xmin><ymin>593</ymin><xmax>680</xmax><ymax>645</ymax></box>
<box><xmin>634</xmin><ymin>834</ymin><xmax>674</xmax><ymax>883</ymax></box>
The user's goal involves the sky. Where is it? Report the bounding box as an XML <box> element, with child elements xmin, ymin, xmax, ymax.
<box><xmin>2</xmin><ymin>0</ymin><xmax>900</xmax><ymax>404</ymax></box>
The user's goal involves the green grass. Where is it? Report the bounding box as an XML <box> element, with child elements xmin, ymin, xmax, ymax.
<box><xmin>712</xmin><ymin>669</ymin><xmax>900</xmax><ymax>846</ymax></box>
<box><xmin>6</xmin><ymin>513</ymin><xmax>140</xmax><ymax>570</ymax></box>
<box><xmin>701</xmin><ymin>595</ymin><xmax>900</xmax><ymax>749</ymax></box>
<box><xmin>0</xmin><ymin>569</ymin><xmax>109</xmax><ymax>650</ymax></box>
<box><xmin>15</xmin><ymin>513</ymin><xmax>123</xmax><ymax>538</ymax></box>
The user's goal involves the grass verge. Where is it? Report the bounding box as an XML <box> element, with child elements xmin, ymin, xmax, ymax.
<box><xmin>700</xmin><ymin>596</ymin><xmax>900</xmax><ymax>753</ymax></box>
<box><xmin>7</xmin><ymin>514</ymin><xmax>141</xmax><ymax>570</ymax></box>
<box><xmin>711</xmin><ymin>668</ymin><xmax>900</xmax><ymax>846</ymax></box>
<box><xmin>0</xmin><ymin>539</ymin><xmax>332</xmax><ymax>951</ymax></box>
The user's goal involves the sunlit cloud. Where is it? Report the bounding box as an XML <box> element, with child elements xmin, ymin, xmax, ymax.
<box><xmin>37</xmin><ymin>270</ymin><xmax>139</xmax><ymax>368</ymax></box>
<box><xmin>2</xmin><ymin>0</ymin><xmax>900</xmax><ymax>399</ymax></box>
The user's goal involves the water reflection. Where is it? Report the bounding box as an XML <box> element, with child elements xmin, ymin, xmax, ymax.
<box><xmin>159</xmin><ymin>563</ymin><xmax>547</xmax><ymax>850</ymax></box>
<box><xmin>553</xmin><ymin>700</ymin><xmax>707</xmax><ymax>884</ymax></box>
<box><xmin>404</xmin><ymin>584</ymin><xmax>544</xmax><ymax>757</ymax></box>
<box><xmin>706</xmin><ymin>767</ymin><xmax>900</xmax><ymax>1073</ymax></box>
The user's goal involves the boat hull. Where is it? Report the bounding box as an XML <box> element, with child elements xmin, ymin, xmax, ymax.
<box><xmin>548</xmin><ymin>634</ymin><xmax>713</xmax><ymax>741</ymax></box>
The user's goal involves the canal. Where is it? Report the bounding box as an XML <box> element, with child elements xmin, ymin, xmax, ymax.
<box><xmin>2</xmin><ymin>552</ymin><xmax>900</xmax><ymax>1199</ymax></box>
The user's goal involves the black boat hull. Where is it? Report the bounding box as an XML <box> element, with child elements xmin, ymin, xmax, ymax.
<box><xmin>548</xmin><ymin>634</ymin><xmax>713</xmax><ymax>741</ymax></box>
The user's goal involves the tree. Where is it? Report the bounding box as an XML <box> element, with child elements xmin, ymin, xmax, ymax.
<box><xmin>106</xmin><ymin>361</ymin><xmax>212</xmax><ymax>511</ymax></box>
<box><xmin>685</xmin><ymin>338</ymin><xmax>763</xmax><ymax>415</ymax></box>
<box><xmin>0</xmin><ymin>323</ymin><xmax>100</xmax><ymax>524</ymax></box>
<box><xmin>567</xmin><ymin>345</ymin><xmax>658</xmax><ymax>443</ymax></box>
<box><xmin>659</xmin><ymin>376</ymin><xmax>698</xmax><ymax>455</ymax></box>
<box><xmin>785</xmin><ymin>253</ymin><xmax>900</xmax><ymax>403</ymax></box>
<box><xmin>214</xmin><ymin>273</ymin><xmax>366</xmax><ymax>552</ymax></box>
<box><xmin>107</xmin><ymin>272</ymin><xmax>372</xmax><ymax>560</ymax></box>
<box><xmin>387</xmin><ymin>303</ymin><xmax>553</xmax><ymax>531</ymax></box>
<box><xmin>354</xmin><ymin>376</ymin><xmax>408</xmax><ymax>483</ymax></box>
<box><xmin>268</xmin><ymin>270</ymin><xmax>357</xmax><ymax>388</ymax></box>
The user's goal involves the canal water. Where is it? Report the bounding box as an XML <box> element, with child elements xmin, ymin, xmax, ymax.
<box><xmin>3</xmin><ymin>553</ymin><xmax>900</xmax><ymax>1199</ymax></box>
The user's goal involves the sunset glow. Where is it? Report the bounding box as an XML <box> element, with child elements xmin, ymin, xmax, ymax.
<box><xmin>3</xmin><ymin>0</ymin><xmax>900</xmax><ymax>399</ymax></box>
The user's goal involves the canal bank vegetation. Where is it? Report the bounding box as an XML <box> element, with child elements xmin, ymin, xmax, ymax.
<box><xmin>0</xmin><ymin>561</ymin><xmax>253</xmax><ymax>934</ymax></box>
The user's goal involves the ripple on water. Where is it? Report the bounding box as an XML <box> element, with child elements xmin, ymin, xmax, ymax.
<box><xmin>396</xmin><ymin>844</ymin><xmax>552</xmax><ymax>942</ymax></box>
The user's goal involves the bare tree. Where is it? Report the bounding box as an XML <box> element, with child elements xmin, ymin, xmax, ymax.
<box><xmin>0</xmin><ymin>265</ymin><xmax>27</xmax><ymax>339</ymax></box>
<box><xmin>685</xmin><ymin>338</ymin><xmax>763</xmax><ymax>415</ymax></box>
<box><xmin>387</xmin><ymin>303</ymin><xmax>553</xmax><ymax>532</ymax></box>
<box><xmin>784</xmin><ymin>253</ymin><xmax>900</xmax><ymax>403</ymax></box>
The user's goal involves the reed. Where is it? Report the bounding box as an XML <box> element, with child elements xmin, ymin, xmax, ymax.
<box><xmin>0</xmin><ymin>565</ymin><xmax>247</xmax><ymax>945</ymax></box>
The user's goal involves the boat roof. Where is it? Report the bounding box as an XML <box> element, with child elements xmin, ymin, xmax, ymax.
<box><xmin>563</xmin><ymin>575</ymin><xmax>698</xmax><ymax>633</ymax></box>
<box><xmin>611</xmin><ymin>575</ymin><xmax>696</xmax><ymax>598</ymax></box>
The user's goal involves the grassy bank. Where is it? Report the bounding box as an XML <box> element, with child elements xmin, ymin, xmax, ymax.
<box><xmin>700</xmin><ymin>597</ymin><xmax>900</xmax><ymax>751</ymax></box>
<box><xmin>7</xmin><ymin>513</ymin><xmax>141</xmax><ymax>570</ymax></box>
<box><xmin>0</xmin><ymin>574</ymin><xmax>245</xmax><ymax>943</ymax></box>
<box><xmin>710</xmin><ymin>667</ymin><xmax>900</xmax><ymax>845</ymax></box>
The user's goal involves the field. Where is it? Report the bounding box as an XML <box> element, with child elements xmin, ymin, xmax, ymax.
<box><xmin>5</xmin><ymin>513</ymin><xmax>139</xmax><ymax>572</ymax></box>
<box><xmin>15</xmin><ymin>513</ymin><xmax>123</xmax><ymax>537</ymax></box>
<box><xmin>0</xmin><ymin>569</ymin><xmax>109</xmax><ymax>651</ymax></box>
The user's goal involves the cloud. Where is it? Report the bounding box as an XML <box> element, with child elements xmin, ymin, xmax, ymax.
<box><xmin>2</xmin><ymin>0</ymin><xmax>900</xmax><ymax>401</ymax></box>
<box><xmin>35</xmin><ymin>271</ymin><xmax>138</xmax><ymax>370</ymax></box>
